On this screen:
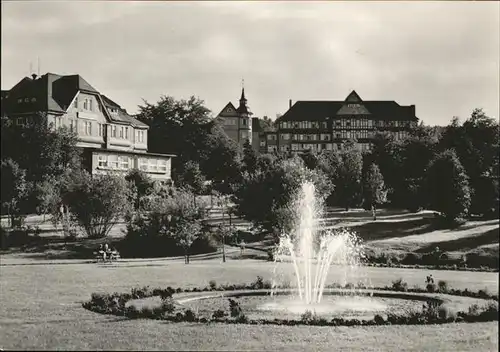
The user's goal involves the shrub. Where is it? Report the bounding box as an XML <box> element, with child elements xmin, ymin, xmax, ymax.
<box><xmin>183</xmin><ymin>309</ymin><xmax>197</xmax><ymax>322</ymax></box>
<box><xmin>344</xmin><ymin>283</ymin><xmax>355</xmax><ymax>290</ymax></box>
<box><xmin>160</xmin><ymin>297</ymin><xmax>176</xmax><ymax>314</ymax></box>
<box><xmin>437</xmin><ymin>280</ymin><xmax>448</xmax><ymax>293</ymax></box>
<box><xmin>426</xmin><ymin>283</ymin><xmax>437</xmax><ymax>293</ymax></box>
<box><xmin>212</xmin><ymin>309</ymin><xmax>227</xmax><ymax>319</ymax></box>
<box><xmin>373</xmin><ymin>314</ymin><xmax>385</xmax><ymax>325</ymax></box>
<box><xmin>125</xmin><ymin>305</ymin><xmax>140</xmax><ymax>319</ymax></box>
<box><xmin>401</xmin><ymin>253</ymin><xmax>421</xmax><ymax>265</ymax></box>
<box><xmin>391</xmin><ymin>278</ymin><xmax>408</xmax><ymax>292</ymax></box>
<box><xmin>140</xmin><ymin>306</ymin><xmax>154</xmax><ymax>318</ymax></box>
<box><xmin>209</xmin><ymin>280</ymin><xmax>217</xmax><ymax>290</ymax></box>
<box><xmin>228</xmin><ymin>298</ymin><xmax>243</xmax><ymax>318</ymax></box>
<box><xmin>251</xmin><ymin>276</ymin><xmax>264</xmax><ymax>289</ymax></box>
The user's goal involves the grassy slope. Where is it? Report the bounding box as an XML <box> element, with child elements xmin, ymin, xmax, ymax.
<box><xmin>1</xmin><ymin>259</ymin><xmax>498</xmax><ymax>351</ymax></box>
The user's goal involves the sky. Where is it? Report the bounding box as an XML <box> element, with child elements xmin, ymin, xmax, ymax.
<box><xmin>2</xmin><ymin>1</ymin><xmax>499</xmax><ymax>126</ymax></box>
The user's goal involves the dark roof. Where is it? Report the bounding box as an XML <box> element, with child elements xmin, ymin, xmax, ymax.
<box><xmin>217</xmin><ymin>102</ymin><xmax>238</xmax><ymax>117</ymax></box>
<box><xmin>101</xmin><ymin>94</ymin><xmax>148</xmax><ymax>128</ymax></box>
<box><xmin>278</xmin><ymin>92</ymin><xmax>418</xmax><ymax>122</ymax></box>
<box><xmin>2</xmin><ymin>73</ymin><xmax>148</xmax><ymax>128</ymax></box>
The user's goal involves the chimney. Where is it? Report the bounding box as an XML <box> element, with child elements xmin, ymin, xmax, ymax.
<box><xmin>410</xmin><ymin>104</ymin><xmax>416</xmax><ymax>116</ymax></box>
<box><xmin>31</xmin><ymin>74</ymin><xmax>37</xmax><ymax>80</ymax></box>
<box><xmin>289</xmin><ymin>99</ymin><xmax>292</xmax><ymax>109</ymax></box>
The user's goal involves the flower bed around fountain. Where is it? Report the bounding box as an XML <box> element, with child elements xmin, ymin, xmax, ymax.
<box><xmin>82</xmin><ymin>280</ymin><xmax>499</xmax><ymax>326</ymax></box>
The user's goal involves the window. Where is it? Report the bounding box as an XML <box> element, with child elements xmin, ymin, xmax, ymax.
<box><xmin>119</xmin><ymin>156</ymin><xmax>129</xmax><ymax>170</ymax></box>
<box><xmin>108</xmin><ymin>155</ymin><xmax>119</xmax><ymax>169</ymax></box>
<box><xmin>125</xmin><ymin>127</ymin><xmax>129</xmax><ymax>139</ymax></box>
<box><xmin>98</xmin><ymin>155</ymin><xmax>107</xmax><ymax>168</ymax></box>
<box><xmin>74</xmin><ymin>98</ymin><xmax>78</xmax><ymax>108</ymax></box>
<box><xmin>138</xmin><ymin>131</ymin><xmax>144</xmax><ymax>143</ymax></box>
<box><xmin>267</xmin><ymin>146</ymin><xmax>277</xmax><ymax>153</ymax></box>
<box><xmin>83</xmin><ymin>99</ymin><xmax>88</xmax><ymax>110</ymax></box>
<box><xmin>85</xmin><ymin>121</ymin><xmax>92</xmax><ymax>135</ymax></box>
<box><xmin>291</xmin><ymin>144</ymin><xmax>299</xmax><ymax>151</ymax></box>
<box><xmin>119</xmin><ymin>127</ymin><xmax>124</xmax><ymax>138</ymax></box>
<box><xmin>89</xmin><ymin>99</ymin><xmax>93</xmax><ymax>112</ymax></box>
<box><xmin>111</xmin><ymin>125</ymin><xmax>117</xmax><ymax>138</ymax></box>
<box><xmin>139</xmin><ymin>158</ymin><xmax>148</xmax><ymax>171</ymax></box>
<box><xmin>241</xmin><ymin>118</ymin><xmax>247</xmax><ymax>126</ymax></box>
<box><xmin>321</xmin><ymin>122</ymin><xmax>327</xmax><ymax>129</ymax></box>
<box><xmin>259</xmin><ymin>140</ymin><xmax>266</xmax><ymax>147</ymax></box>
<box><xmin>31</xmin><ymin>97</ymin><xmax>37</xmax><ymax>102</ymax></box>
<box><xmin>158</xmin><ymin>159</ymin><xmax>168</xmax><ymax>172</ymax></box>
<box><xmin>280</xmin><ymin>145</ymin><xmax>288</xmax><ymax>152</ymax></box>
<box><xmin>24</xmin><ymin>98</ymin><xmax>29</xmax><ymax>102</ymax></box>
<box><xmin>326</xmin><ymin>143</ymin><xmax>333</xmax><ymax>150</ymax></box>
<box><xmin>69</xmin><ymin>119</ymin><xmax>74</xmax><ymax>131</ymax></box>
<box><xmin>267</xmin><ymin>134</ymin><xmax>276</xmax><ymax>141</ymax></box>
<box><xmin>97</xmin><ymin>123</ymin><xmax>102</xmax><ymax>137</ymax></box>
<box><xmin>149</xmin><ymin>159</ymin><xmax>158</xmax><ymax>172</ymax></box>
<box><xmin>17</xmin><ymin>98</ymin><xmax>23</xmax><ymax>103</ymax></box>
<box><xmin>281</xmin><ymin>133</ymin><xmax>290</xmax><ymax>140</ymax></box>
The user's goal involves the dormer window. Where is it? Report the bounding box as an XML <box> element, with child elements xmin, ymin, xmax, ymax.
<box><xmin>24</xmin><ymin>98</ymin><xmax>29</xmax><ymax>102</ymax></box>
<box><xmin>17</xmin><ymin>98</ymin><xmax>23</xmax><ymax>103</ymax></box>
<box><xmin>31</xmin><ymin>97</ymin><xmax>37</xmax><ymax>102</ymax></box>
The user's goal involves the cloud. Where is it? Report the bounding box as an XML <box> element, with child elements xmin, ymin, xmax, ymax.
<box><xmin>1</xmin><ymin>1</ymin><xmax>498</xmax><ymax>125</ymax></box>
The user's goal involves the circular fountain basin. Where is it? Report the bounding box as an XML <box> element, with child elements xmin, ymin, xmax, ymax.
<box><xmin>172</xmin><ymin>288</ymin><xmax>460</xmax><ymax>320</ymax></box>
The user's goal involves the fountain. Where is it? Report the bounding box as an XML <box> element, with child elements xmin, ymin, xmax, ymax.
<box><xmin>272</xmin><ymin>181</ymin><xmax>364</xmax><ymax>304</ymax></box>
<box><xmin>256</xmin><ymin>180</ymin><xmax>380</xmax><ymax>317</ymax></box>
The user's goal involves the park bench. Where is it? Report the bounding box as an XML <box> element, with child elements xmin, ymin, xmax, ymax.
<box><xmin>93</xmin><ymin>251</ymin><xmax>120</xmax><ymax>263</ymax></box>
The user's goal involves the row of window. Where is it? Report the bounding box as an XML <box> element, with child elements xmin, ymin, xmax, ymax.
<box><xmin>98</xmin><ymin>155</ymin><xmax>132</xmax><ymax>170</ymax></box>
<box><xmin>224</xmin><ymin>118</ymin><xmax>249</xmax><ymax>126</ymax></box>
<box><xmin>97</xmin><ymin>155</ymin><xmax>169</xmax><ymax>173</ymax></box>
<box><xmin>17</xmin><ymin>97</ymin><xmax>37</xmax><ymax>103</ymax></box>
<box><xmin>74</xmin><ymin>97</ymin><xmax>98</xmax><ymax>112</ymax></box>
<box><xmin>138</xmin><ymin>158</ymin><xmax>169</xmax><ymax>173</ymax></box>
<box><xmin>65</xmin><ymin>119</ymin><xmax>145</xmax><ymax>142</ymax></box>
<box><xmin>279</xmin><ymin>119</ymin><xmax>413</xmax><ymax>129</ymax></box>
<box><xmin>279</xmin><ymin>121</ymin><xmax>328</xmax><ymax>129</ymax></box>
<box><xmin>267</xmin><ymin>143</ymin><xmax>372</xmax><ymax>153</ymax></box>
<box><xmin>267</xmin><ymin>130</ymin><xmax>408</xmax><ymax>142</ymax></box>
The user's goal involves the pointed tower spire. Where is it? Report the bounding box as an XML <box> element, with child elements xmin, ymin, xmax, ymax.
<box><xmin>240</xmin><ymin>78</ymin><xmax>246</xmax><ymax>102</ymax></box>
<box><xmin>237</xmin><ymin>79</ymin><xmax>252</xmax><ymax>116</ymax></box>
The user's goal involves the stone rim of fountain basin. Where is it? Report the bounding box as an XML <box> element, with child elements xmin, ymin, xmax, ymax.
<box><xmin>172</xmin><ymin>288</ymin><xmax>455</xmax><ymax>318</ymax></box>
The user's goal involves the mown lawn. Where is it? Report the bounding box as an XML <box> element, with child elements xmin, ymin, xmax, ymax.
<box><xmin>0</xmin><ymin>258</ymin><xmax>498</xmax><ymax>351</ymax></box>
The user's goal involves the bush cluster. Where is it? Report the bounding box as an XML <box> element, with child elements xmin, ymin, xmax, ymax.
<box><xmin>1</xmin><ymin>225</ymin><xmax>44</xmax><ymax>250</ymax></box>
<box><xmin>366</xmin><ymin>251</ymin><xmax>498</xmax><ymax>270</ymax></box>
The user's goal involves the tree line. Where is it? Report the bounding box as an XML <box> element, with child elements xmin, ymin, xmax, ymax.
<box><xmin>1</xmin><ymin>97</ymin><xmax>498</xmax><ymax>257</ymax></box>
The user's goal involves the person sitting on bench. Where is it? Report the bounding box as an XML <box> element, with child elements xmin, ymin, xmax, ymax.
<box><xmin>109</xmin><ymin>246</ymin><xmax>119</xmax><ymax>261</ymax></box>
<box><xmin>98</xmin><ymin>244</ymin><xmax>106</xmax><ymax>262</ymax></box>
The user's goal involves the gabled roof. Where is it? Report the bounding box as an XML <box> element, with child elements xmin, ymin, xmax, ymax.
<box><xmin>345</xmin><ymin>90</ymin><xmax>362</xmax><ymax>102</ymax></box>
<box><xmin>217</xmin><ymin>102</ymin><xmax>239</xmax><ymax>117</ymax></box>
<box><xmin>2</xmin><ymin>72</ymin><xmax>148</xmax><ymax>128</ymax></box>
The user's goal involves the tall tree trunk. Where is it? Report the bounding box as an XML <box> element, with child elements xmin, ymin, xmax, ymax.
<box><xmin>222</xmin><ymin>235</ymin><xmax>226</xmax><ymax>263</ymax></box>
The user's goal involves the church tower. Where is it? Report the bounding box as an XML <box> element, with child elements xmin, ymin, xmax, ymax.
<box><xmin>216</xmin><ymin>83</ymin><xmax>253</xmax><ymax>148</ymax></box>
